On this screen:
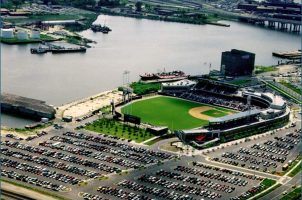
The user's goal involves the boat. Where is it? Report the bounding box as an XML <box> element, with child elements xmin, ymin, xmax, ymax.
<box><xmin>30</xmin><ymin>46</ymin><xmax>49</xmax><ymax>54</ymax></box>
<box><xmin>91</xmin><ymin>24</ymin><xmax>112</xmax><ymax>33</ymax></box>
<box><xmin>51</xmin><ymin>47</ymin><xmax>87</xmax><ymax>54</ymax></box>
<box><xmin>140</xmin><ymin>70</ymin><xmax>187</xmax><ymax>82</ymax></box>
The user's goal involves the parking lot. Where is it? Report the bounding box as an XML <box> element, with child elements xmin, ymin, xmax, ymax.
<box><xmin>1</xmin><ymin>120</ymin><xmax>301</xmax><ymax>200</ymax></box>
<box><xmin>1</xmin><ymin>128</ymin><xmax>175</xmax><ymax>198</ymax></box>
<box><xmin>208</xmin><ymin>128</ymin><xmax>301</xmax><ymax>174</ymax></box>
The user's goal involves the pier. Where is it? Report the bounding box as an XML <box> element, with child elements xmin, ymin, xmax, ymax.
<box><xmin>272</xmin><ymin>50</ymin><xmax>301</xmax><ymax>60</ymax></box>
<box><xmin>1</xmin><ymin>93</ymin><xmax>56</xmax><ymax>120</ymax></box>
<box><xmin>238</xmin><ymin>15</ymin><xmax>301</xmax><ymax>33</ymax></box>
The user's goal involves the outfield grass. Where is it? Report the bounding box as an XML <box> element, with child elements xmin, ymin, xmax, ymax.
<box><xmin>85</xmin><ymin>118</ymin><xmax>156</xmax><ymax>143</ymax></box>
<box><xmin>121</xmin><ymin>96</ymin><xmax>228</xmax><ymax>130</ymax></box>
<box><xmin>201</xmin><ymin>109</ymin><xmax>228</xmax><ymax>118</ymax></box>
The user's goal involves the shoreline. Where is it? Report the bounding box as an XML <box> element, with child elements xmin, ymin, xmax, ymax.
<box><xmin>97</xmin><ymin>9</ymin><xmax>231</xmax><ymax>27</ymax></box>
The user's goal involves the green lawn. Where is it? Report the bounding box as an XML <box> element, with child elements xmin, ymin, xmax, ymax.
<box><xmin>122</xmin><ymin>96</ymin><xmax>220</xmax><ymax>130</ymax></box>
<box><xmin>130</xmin><ymin>82</ymin><xmax>161</xmax><ymax>95</ymax></box>
<box><xmin>261</xmin><ymin>178</ymin><xmax>276</xmax><ymax>187</ymax></box>
<box><xmin>265</xmin><ymin>81</ymin><xmax>302</xmax><ymax>104</ymax></box>
<box><xmin>279</xmin><ymin>81</ymin><xmax>302</xmax><ymax>96</ymax></box>
<box><xmin>229</xmin><ymin>79</ymin><xmax>251</xmax><ymax>86</ymax></box>
<box><xmin>255</xmin><ymin>66</ymin><xmax>277</xmax><ymax>74</ymax></box>
<box><xmin>85</xmin><ymin>118</ymin><xmax>156</xmax><ymax>143</ymax></box>
<box><xmin>281</xmin><ymin>186</ymin><xmax>301</xmax><ymax>200</ymax></box>
<box><xmin>201</xmin><ymin>109</ymin><xmax>229</xmax><ymax>118</ymax></box>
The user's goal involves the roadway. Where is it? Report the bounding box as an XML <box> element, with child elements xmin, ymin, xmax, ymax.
<box><xmin>259</xmin><ymin>172</ymin><xmax>301</xmax><ymax>200</ymax></box>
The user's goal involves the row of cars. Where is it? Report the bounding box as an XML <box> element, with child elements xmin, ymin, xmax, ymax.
<box><xmin>238</xmin><ymin>147</ymin><xmax>287</xmax><ymax>163</ymax></box>
<box><xmin>82</xmin><ymin>193</ymin><xmax>108</xmax><ymax>200</ymax></box>
<box><xmin>230</xmin><ymin>184</ymin><xmax>266</xmax><ymax>200</ymax></box>
<box><xmin>138</xmin><ymin>174</ymin><xmax>222</xmax><ymax>199</ymax></box>
<box><xmin>97</xmin><ymin>186</ymin><xmax>152</xmax><ymax>200</ymax></box>
<box><xmin>50</xmin><ymin>135</ymin><xmax>148</xmax><ymax>167</ymax></box>
<box><xmin>192</xmin><ymin>162</ymin><xmax>262</xmax><ymax>181</ymax></box>
<box><xmin>63</xmin><ymin>132</ymin><xmax>174</xmax><ymax>161</ymax></box>
<box><xmin>118</xmin><ymin>180</ymin><xmax>195</xmax><ymax>200</ymax></box>
<box><xmin>156</xmin><ymin>169</ymin><xmax>235</xmax><ymax>193</ymax></box>
<box><xmin>175</xmin><ymin>165</ymin><xmax>259</xmax><ymax>186</ymax></box>
<box><xmin>40</xmin><ymin>141</ymin><xmax>121</xmax><ymax>174</ymax></box>
<box><xmin>1</xmin><ymin>157</ymin><xmax>80</xmax><ymax>185</ymax></box>
<box><xmin>217</xmin><ymin>152</ymin><xmax>278</xmax><ymax>170</ymax></box>
<box><xmin>1</xmin><ymin>169</ymin><xmax>66</xmax><ymax>191</ymax></box>
<box><xmin>212</xmin><ymin>130</ymin><xmax>301</xmax><ymax>174</ymax></box>
<box><xmin>26</xmin><ymin>131</ymin><xmax>48</xmax><ymax>141</ymax></box>
<box><xmin>2</xmin><ymin>140</ymin><xmax>101</xmax><ymax>178</ymax></box>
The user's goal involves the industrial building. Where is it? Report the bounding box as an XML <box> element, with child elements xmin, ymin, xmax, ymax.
<box><xmin>16</xmin><ymin>30</ymin><xmax>29</xmax><ymax>40</ymax></box>
<box><xmin>220</xmin><ymin>49</ymin><xmax>255</xmax><ymax>77</ymax></box>
<box><xmin>1</xmin><ymin>93</ymin><xmax>56</xmax><ymax>120</ymax></box>
<box><xmin>1</xmin><ymin>28</ymin><xmax>14</xmax><ymax>38</ymax></box>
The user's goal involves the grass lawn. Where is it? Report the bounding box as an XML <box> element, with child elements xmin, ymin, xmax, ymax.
<box><xmin>255</xmin><ymin>66</ymin><xmax>277</xmax><ymax>74</ymax></box>
<box><xmin>265</xmin><ymin>81</ymin><xmax>302</xmax><ymax>104</ymax></box>
<box><xmin>129</xmin><ymin>82</ymin><xmax>161</xmax><ymax>95</ymax></box>
<box><xmin>85</xmin><ymin>118</ymin><xmax>156</xmax><ymax>143</ymax></box>
<box><xmin>122</xmin><ymin>96</ymin><xmax>222</xmax><ymax>130</ymax></box>
<box><xmin>279</xmin><ymin>81</ymin><xmax>302</xmax><ymax>96</ymax></box>
<box><xmin>280</xmin><ymin>186</ymin><xmax>301</xmax><ymax>200</ymax></box>
<box><xmin>261</xmin><ymin>178</ymin><xmax>276</xmax><ymax>187</ymax></box>
<box><xmin>229</xmin><ymin>79</ymin><xmax>251</xmax><ymax>86</ymax></box>
<box><xmin>201</xmin><ymin>109</ymin><xmax>229</xmax><ymax>118</ymax></box>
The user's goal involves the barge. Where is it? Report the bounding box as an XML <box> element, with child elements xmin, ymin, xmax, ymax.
<box><xmin>140</xmin><ymin>70</ymin><xmax>188</xmax><ymax>82</ymax></box>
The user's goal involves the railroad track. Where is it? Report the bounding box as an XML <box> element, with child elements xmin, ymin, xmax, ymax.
<box><xmin>1</xmin><ymin>190</ymin><xmax>36</xmax><ymax>200</ymax></box>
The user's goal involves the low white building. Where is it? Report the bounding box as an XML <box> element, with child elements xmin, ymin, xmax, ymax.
<box><xmin>16</xmin><ymin>30</ymin><xmax>29</xmax><ymax>40</ymax></box>
<box><xmin>30</xmin><ymin>30</ymin><xmax>40</xmax><ymax>39</ymax></box>
<box><xmin>1</xmin><ymin>28</ymin><xmax>14</xmax><ymax>39</ymax></box>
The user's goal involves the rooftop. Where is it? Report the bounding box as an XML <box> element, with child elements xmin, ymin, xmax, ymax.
<box><xmin>162</xmin><ymin>79</ymin><xmax>196</xmax><ymax>87</ymax></box>
<box><xmin>210</xmin><ymin>109</ymin><xmax>260</xmax><ymax>123</ymax></box>
<box><xmin>1</xmin><ymin>93</ymin><xmax>55</xmax><ymax>114</ymax></box>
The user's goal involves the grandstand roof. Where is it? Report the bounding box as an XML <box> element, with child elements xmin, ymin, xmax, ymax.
<box><xmin>210</xmin><ymin>109</ymin><xmax>260</xmax><ymax>123</ymax></box>
<box><xmin>162</xmin><ymin>79</ymin><xmax>196</xmax><ymax>87</ymax></box>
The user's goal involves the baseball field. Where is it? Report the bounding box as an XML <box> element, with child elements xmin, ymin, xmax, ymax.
<box><xmin>121</xmin><ymin>96</ymin><xmax>235</xmax><ymax>130</ymax></box>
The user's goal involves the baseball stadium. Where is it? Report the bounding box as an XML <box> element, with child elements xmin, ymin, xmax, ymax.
<box><xmin>118</xmin><ymin>78</ymin><xmax>290</xmax><ymax>148</ymax></box>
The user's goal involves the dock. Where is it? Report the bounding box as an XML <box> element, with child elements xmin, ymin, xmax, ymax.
<box><xmin>1</xmin><ymin>93</ymin><xmax>56</xmax><ymax>120</ymax></box>
<box><xmin>272</xmin><ymin>50</ymin><xmax>301</xmax><ymax>60</ymax></box>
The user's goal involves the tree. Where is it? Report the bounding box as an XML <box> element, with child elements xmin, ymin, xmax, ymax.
<box><xmin>135</xmin><ymin>1</ymin><xmax>142</xmax><ymax>12</ymax></box>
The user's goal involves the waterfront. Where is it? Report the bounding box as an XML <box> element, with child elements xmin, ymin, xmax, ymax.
<box><xmin>1</xmin><ymin>14</ymin><xmax>300</xmax><ymax>127</ymax></box>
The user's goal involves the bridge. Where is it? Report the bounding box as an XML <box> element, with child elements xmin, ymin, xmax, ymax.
<box><xmin>238</xmin><ymin>15</ymin><xmax>301</xmax><ymax>33</ymax></box>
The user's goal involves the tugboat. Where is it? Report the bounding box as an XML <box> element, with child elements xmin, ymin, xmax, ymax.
<box><xmin>140</xmin><ymin>70</ymin><xmax>188</xmax><ymax>82</ymax></box>
<box><xmin>30</xmin><ymin>45</ymin><xmax>49</xmax><ymax>54</ymax></box>
<box><xmin>91</xmin><ymin>24</ymin><xmax>112</xmax><ymax>34</ymax></box>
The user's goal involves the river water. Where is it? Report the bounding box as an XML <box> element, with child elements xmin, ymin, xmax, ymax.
<box><xmin>1</xmin><ymin>15</ymin><xmax>300</xmax><ymax>127</ymax></box>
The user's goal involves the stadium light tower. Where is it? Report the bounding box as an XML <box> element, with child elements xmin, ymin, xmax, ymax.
<box><xmin>247</xmin><ymin>95</ymin><xmax>252</xmax><ymax>123</ymax></box>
